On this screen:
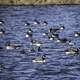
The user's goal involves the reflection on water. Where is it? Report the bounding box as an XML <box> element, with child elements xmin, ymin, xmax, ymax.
<box><xmin>0</xmin><ymin>5</ymin><xmax>80</xmax><ymax>80</ymax></box>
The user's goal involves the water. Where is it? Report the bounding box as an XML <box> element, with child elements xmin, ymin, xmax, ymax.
<box><xmin>0</xmin><ymin>5</ymin><xmax>80</xmax><ymax>80</ymax></box>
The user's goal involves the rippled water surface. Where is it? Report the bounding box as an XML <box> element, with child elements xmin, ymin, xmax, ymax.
<box><xmin>0</xmin><ymin>5</ymin><xmax>80</xmax><ymax>80</ymax></box>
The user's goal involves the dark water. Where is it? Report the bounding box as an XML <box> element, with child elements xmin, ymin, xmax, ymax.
<box><xmin>0</xmin><ymin>5</ymin><xmax>80</xmax><ymax>80</ymax></box>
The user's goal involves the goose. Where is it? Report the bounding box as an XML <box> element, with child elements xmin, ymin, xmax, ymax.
<box><xmin>65</xmin><ymin>47</ymin><xmax>80</xmax><ymax>55</ymax></box>
<box><xmin>32</xmin><ymin>55</ymin><xmax>46</xmax><ymax>63</ymax></box>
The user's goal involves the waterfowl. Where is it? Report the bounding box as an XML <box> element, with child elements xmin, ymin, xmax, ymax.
<box><xmin>48</xmin><ymin>26</ymin><xmax>65</xmax><ymax>33</ymax></box>
<box><xmin>42</xmin><ymin>32</ymin><xmax>48</xmax><ymax>36</ymax></box>
<box><xmin>65</xmin><ymin>47</ymin><xmax>80</xmax><ymax>55</ymax></box>
<box><xmin>32</xmin><ymin>55</ymin><xmax>46</xmax><ymax>63</ymax></box>
<box><xmin>5</xmin><ymin>41</ymin><xmax>22</xmax><ymax>50</ymax></box>
<box><xmin>48</xmin><ymin>34</ymin><xmax>59</xmax><ymax>41</ymax></box>
<box><xmin>55</xmin><ymin>38</ymin><xmax>70</xmax><ymax>44</ymax></box>
<box><xmin>25</xmin><ymin>28</ymin><xmax>33</xmax><ymax>38</ymax></box>
<box><xmin>0</xmin><ymin>29</ymin><xmax>5</xmax><ymax>35</ymax></box>
<box><xmin>74</xmin><ymin>32</ymin><xmax>80</xmax><ymax>37</ymax></box>
<box><xmin>43</xmin><ymin>21</ymin><xmax>48</xmax><ymax>25</ymax></box>
<box><xmin>33</xmin><ymin>19</ymin><xmax>40</xmax><ymax>25</ymax></box>
<box><xmin>0</xmin><ymin>63</ymin><xmax>5</xmax><ymax>71</ymax></box>
<box><xmin>31</xmin><ymin>39</ymin><xmax>42</xmax><ymax>47</ymax></box>
<box><xmin>0</xmin><ymin>20</ymin><xmax>4</xmax><ymax>25</ymax></box>
<box><xmin>37</xmin><ymin>46</ymin><xmax>42</xmax><ymax>52</ymax></box>
<box><xmin>20</xmin><ymin>49</ymin><xmax>26</xmax><ymax>54</ymax></box>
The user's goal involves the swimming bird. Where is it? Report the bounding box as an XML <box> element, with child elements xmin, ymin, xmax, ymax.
<box><xmin>31</xmin><ymin>39</ymin><xmax>42</xmax><ymax>47</ymax></box>
<box><xmin>48</xmin><ymin>25</ymin><xmax>65</xmax><ymax>33</ymax></box>
<box><xmin>74</xmin><ymin>32</ymin><xmax>80</xmax><ymax>37</ymax></box>
<box><xmin>20</xmin><ymin>49</ymin><xmax>26</xmax><ymax>54</ymax></box>
<box><xmin>32</xmin><ymin>55</ymin><xmax>46</xmax><ymax>63</ymax></box>
<box><xmin>33</xmin><ymin>19</ymin><xmax>40</xmax><ymax>25</ymax></box>
<box><xmin>5</xmin><ymin>41</ymin><xmax>22</xmax><ymax>50</ymax></box>
<box><xmin>48</xmin><ymin>33</ymin><xmax>59</xmax><ymax>41</ymax></box>
<box><xmin>42</xmin><ymin>21</ymin><xmax>48</xmax><ymax>25</ymax></box>
<box><xmin>0</xmin><ymin>20</ymin><xmax>4</xmax><ymax>25</ymax></box>
<box><xmin>65</xmin><ymin>47</ymin><xmax>80</xmax><ymax>55</ymax></box>
<box><xmin>25</xmin><ymin>28</ymin><xmax>33</xmax><ymax>38</ymax></box>
<box><xmin>55</xmin><ymin>38</ymin><xmax>73</xmax><ymax>45</ymax></box>
<box><xmin>0</xmin><ymin>63</ymin><xmax>5</xmax><ymax>71</ymax></box>
<box><xmin>0</xmin><ymin>28</ymin><xmax>5</xmax><ymax>35</ymax></box>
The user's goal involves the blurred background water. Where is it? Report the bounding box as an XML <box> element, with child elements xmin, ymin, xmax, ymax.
<box><xmin>0</xmin><ymin>5</ymin><xmax>80</xmax><ymax>80</ymax></box>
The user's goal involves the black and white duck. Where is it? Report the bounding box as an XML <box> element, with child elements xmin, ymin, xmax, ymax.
<box><xmin>25</xmin><ymin>28</ymin><xmax>33</xmax><ymax>38</ymax></box>
<box><xmin>5</xmin><ymin>41</ymin><xmax>22</xmax><ymax>50</ymax></box>
<box><xmin>0</xmin><ymin>28</ymin><xmax>5</xmax><ymax>35</ymax></box>
<box><xmin>31</xmin><ymin>39</ymin><xmax>43</xmax><ymax>47</ymax></box>
<box><xmin>48</xmin><ymin>25</ymin><xmax>65</xmax><ymax>33</ymax></box>
<box><xmin>32</xmin><ymin>55</ymin><xmax>46</xmax><ymax>63</ymax></box>
<box><xmin>74</xmin><ymin>31</ymin><xmax>80</xmax><ymax>37</ymax></box>
<box><xmin>65</xmin><ymin>47</ymin><xmax>80</xmax><ymax>55</ymax></box>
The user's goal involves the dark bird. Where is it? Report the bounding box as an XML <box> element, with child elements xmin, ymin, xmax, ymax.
<box><xmin>74</xmin><ymin>31</ymin><xmax>80</xmax><ymax>37</ymax></box>
<box><xmin>49</xmin><ymin>25</ymin><xmax>65</xmax><ymax>33</ymax></box>
<box><xmin>26</xmin><ymin>28</ymin><xmax>33</xmax><ymax>38</ymax></box>
<box><xmin>33</xmin><ymin>19</ymin><xmax>40</xmax><ymax>25</ymax></box>
<box><xmin>32</xmin><ymin>55</ymin><xmax>46</xmax><ymax>63</ymax></box>
<box><xmin>5</xmin><ymin>41</ymin><xmax>22</xmax><ymax>50</ymax></box>
<box><xmin>65</xmin><ymin>47</ymin><xmax>80</xmax><ymax>55</ymax></box>
<box><xmin>0</xmin><ymin>28</ymin><xmax>5</xmax><ymax>35</ymax></box>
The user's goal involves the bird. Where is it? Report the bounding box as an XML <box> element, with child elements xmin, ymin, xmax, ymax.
<box><xmin>20</xmin><ymin>49</ymin><xmax>26</xmax><ymax>54</ymax></box>
<box><xmin>0</xmin><ymin>28</ymin><xmax>5</xmax><ymax>35</ymax></box>
<box><xmin>0</xmin><ymin>20</ymin><xmax>4</xmax><ymax>25</ymax></box>
<box><xmin>25</xmin><ymin>28</ymin><xmax>33</xmax><ymax>38</ymax></box>
<box><xmin>5</xmin><ymin>41</ymin><xmax>22</xmax><ymax>50</ymax></box>
<box><xmin>0</xmin><ymin>63</ymin><xmax>5</xmax><ymax>71</ymax></box>
<box><xmin>33</xmin><ymin>19</ymin><xmax>40</xmax><ymax>25</ymax></box>
<box><xmin>48</xmin><ymin>25</ymin><xmax>65</xmax><ymax>33</ymax></box>
<box><xmin>74</xmin><ymin>32</ymin><xmax>80</xmax><ymax>37</ymax></box>
<box><xmin>55</xmin><ymin>38</ymin><xmax>72</xmax><ymax>44</ymax></box>
<box><xmin>42</xmin><ymin>21</ymin><xmax>48</xmax><ymax>25</ymax></box>
<box><xmin>31</xmin><ymin>39</ymin><xmax>42</xmax><ymax>47</ymax></box>
<box><xmin>42</xmin><ymin>32</ymin><xmax>48</xmax><ymax>36</ymax></box>
<box><xmin>32</xmin><ymin>55</ymin><xmax>46</xmax><ymax>63</ymax></box>
<box><xmin>48</xmin><ymin>33</ymin><xmax>59</xmax><ymax>41</ymax></box>
<box><xmin>65</xmin><ymin>47</ymin><xmax>80</xmax><ymax>55</ymax></box>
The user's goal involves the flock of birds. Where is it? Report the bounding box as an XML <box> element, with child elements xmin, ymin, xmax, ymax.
<box><xmin>0</xmin><ymin>19</ymin><xmax>80</xmax><ymax>66</ymax></box>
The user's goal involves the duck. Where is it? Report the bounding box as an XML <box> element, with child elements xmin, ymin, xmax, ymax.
<box><xmin>55</xmin><ymin>38</ymin><xmax>71</xmax><ymax>44</ymax></box>
<box><xmin>42</xmin><ymin>32</ymin><xmax>48</xmax><ymax>36</ymax></box>
<box><xmin>42</xmin><ymin>21</ymin><xmax>48</xmax><ymax>25</ymax></box>
<box><xmin>0</xmin><ymin>28</ymin><xmax>5</xmax><ymax>35</ymax></box>
<box><xmin>32</xmin><ymin>55</ymin><xmax>46</xmax><ymax>63</ymax></box>
<box><xmin>48</xmin><ymin>25</ymin><xmax>65</xmax><ymax>33</ymax></box>
<box><xmin>0</xmin><ymin>20</ymin><xmax>4</xmax><ymax>25</ymax></box>
<box><xmin>31</xmin><ymin>39</ymin><xmax>42</xmax><ymax>47</ymax></box>
<box><xmin>25</xmin><ymin>23</ymin><xmax>30</xmax><ymax>26</ymax></box>
<box><xmin>65</xmin><ymin>47</ymin><xmax>80</xmax><ymax>55</ymax></box>
<box><xmin>74</xmin><ymin>32</ymin><xmax>80</xmax><ymax>37</ymax></box>
<box><xmin>5</xmin><ymin>41</ymin><xmax>22</xmax><ymax>50</ymax></box>
<box><xmin>33</xmin><ymin>19</ymin><xmax>40</xmax><ymax>25</ymax></box>
<box><xmin>48</xmin><ymin>34</ymin><xmax>59</xmax><ymax>41</ymax></box>
<box><xmin>25</xmin><ymin>28</ymin><xmax>33</xmax><ymax>38</ymax></box>
<box><xmin>20</xmin><ymin>49</ymin><xmax>26</xmax><ymax>54</ymax></box>
<box><xmin>0</xmin><ymin>63</ymin><xmax>5</xmax><ymax>71</ymax></box>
